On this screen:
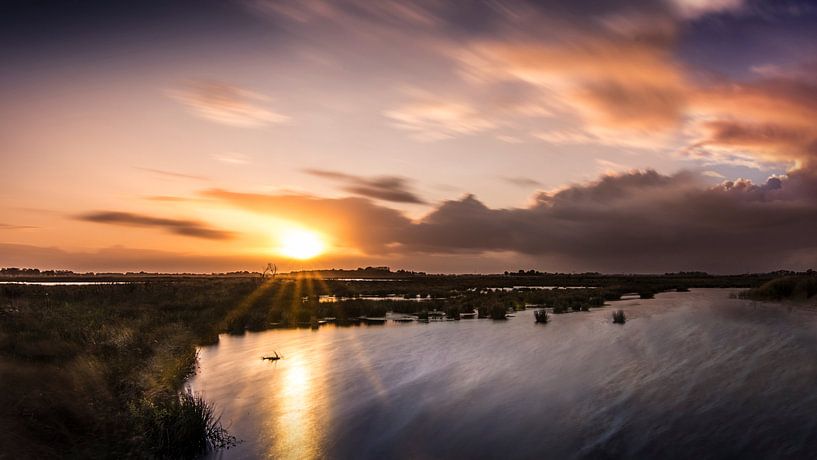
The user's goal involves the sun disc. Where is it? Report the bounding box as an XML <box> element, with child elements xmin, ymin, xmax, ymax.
<box><xmin>278</xmin><ymin>229</ymin><xmax>325</xmax><ymax>260</ymax></box>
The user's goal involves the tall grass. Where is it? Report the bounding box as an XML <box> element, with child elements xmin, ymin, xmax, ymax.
<box><xmin>738</xmin><ymin>275</ymin><xmax>817</xmax><ymax>301</ymax></box>
<box><xmin>133</xmin><ymin>390</ymin><xmax>236</xmax><ymax>459</ymax></box>
<box><xmin>0</xmin><ymin>280</ymin><xmax>254</xmax><ymax>457</ymax></box>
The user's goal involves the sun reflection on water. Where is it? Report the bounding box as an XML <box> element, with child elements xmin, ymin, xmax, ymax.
<box><xmin>265</xmin><ymin>335</ymin><xmax>328</xmax><ymax>460</ymax></box>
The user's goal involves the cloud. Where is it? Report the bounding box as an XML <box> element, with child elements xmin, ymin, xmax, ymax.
<box><xmin>384</xmin><ymin>99</ymin><xmax>496</xmax><ymax>141</ymax></box>
<box><xmin>533</xmin><ymin>129</ymin><xmax>602</xmax><ymax>145</ymax></box>
<box><xmin>669</xmin><ymin>0</ymin><xmax>744</xmax><ymax>19</ymax></box>
<box><xmin>682</xmin><ymin>76</ymin><xmax>817</xmax><ymax>170</ymax></box>
<box><xmin>136</xmin><ymin>167</ymin><xmax>208</xmax><ymax>181</ymax></box>
<box><xmin>202</xmin><ymin>189</ymin><xmax>413</xmax><ymax>253</ymax></box>
<box><xmin>169</xmin><ymin>80</ymin><xmax>289</xmax><ymax>128</ymax></box>
<box><xmin>405</xmin><ymin>169</ymin><xmax>817</xmax><ymax>271</ymax></box>
<box><xmin>205</xmin><ymin>167</ymin><xmax>817</xmax><ymax>272</ymax></box>
<box><xmin>455</xmin><ymin>31</ymin><xmax>689</xmax><ymax>146</ymax></box>
<box><xmin>702</xmin><ymin>170</ymin><xmax>726</xmax><ymax>179</ymax></box>
<box><xmin>501</xmin><ymin>176</ymin><xmax>543</xmax><ymax>188</ymax></box>
<box><xmin>384</xmin><ymin>83</ymin><xmax>554</xmax><ymax>142</ymax></box>
<box><xmin>304</xmin><ymin>168</ymin><xmax>427</xmax><ymax>204</ymax></box>
<box><xmin>0</xmin><ymin>224</ymin><xmax>38</xmax><ymax>230</ymax></box>
<box><xmin>210</xmin><ymin>152</ymin><xmax>251</xmax><ymax>165</ymax></box>
<box><xmin>78</xmin><ymin>212</ymin><xmax>233</xmax><ymax>240</ymax></box>
<box><xmin>595</xmin><ymin>159</ymin><xmax>631</xmax><ymax>174</ymax></box>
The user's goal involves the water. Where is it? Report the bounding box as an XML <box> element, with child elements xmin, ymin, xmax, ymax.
<box><xmin>189</xmin><ymin>289</ymin><xmax>817</xmax><ymax>459</ymax></box>
<box><xmin>0</xmin><ymin>281</ymin><xmax>134</xmax><ymax>285</ymax></box>
<box><xmin>317</xmin><ymin>294</ymin><xmax>436</xmax><ymax>302</ymax></box>
<box><xmin>482</xmin><ymin>286</ymin><xmax>595</xmax><ymax>291</ymax></box>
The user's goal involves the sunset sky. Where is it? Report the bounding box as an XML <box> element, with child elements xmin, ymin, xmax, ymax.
<box><xmin>3</xmin><ymin>0</ymin><xmax>817</xmax><ymax>273</ymax></box>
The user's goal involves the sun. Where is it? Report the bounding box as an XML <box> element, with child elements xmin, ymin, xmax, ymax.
<box><xmin>277</xmin><ymin>228</ymin><xmax>326</xmax><ymax>260</ymax></box>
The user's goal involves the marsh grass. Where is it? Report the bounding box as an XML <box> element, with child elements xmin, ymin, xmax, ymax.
<box><xmin>133</xmin><ymin>390</ymin><xmax>236</xmax><ymax>459</ymax></box>
<box><xmin>738</xmin><ymin>275</ymin><xmax>817</xmax><ymax>302</ymax></box>
<box><xmin>0</xmin><ymin>280</ymin><xmax>257</xmax><ymax>458</ymax></box>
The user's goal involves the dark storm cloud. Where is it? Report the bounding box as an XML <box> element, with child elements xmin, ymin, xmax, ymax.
<box><xmin>405</xmin><ymin>170</ymin><xmax>817</xmax><ymax>272</ymax></box>
<box><xmin>78</xmin><ymin>211</ymin><xmax>233</xmax><ymax>240</ymax></box>
<box><xmin>303</xmin><ymin>169</ymin><xmax>427</xmax><ymax>204</ymax></box>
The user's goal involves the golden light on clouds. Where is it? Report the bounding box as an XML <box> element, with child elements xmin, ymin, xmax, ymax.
<box><xmin>277</xmin><ymin>228</ymin><xmax>326</xmax><ymax>260</ymax></box>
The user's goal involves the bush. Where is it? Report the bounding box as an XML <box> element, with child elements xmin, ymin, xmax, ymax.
<box><xmin>739</xmin><ymin>275</ymin><xmax>817</xmax><ymax>301</ymax></box>
<box><xmin>489</xmin><ymin>303</ymin><xmax>508</xmax><ymax>320</ymax></box>
<box><xmin>134</xmin><ymin>390</ymin><xmax>236</xmax><ymax>459</ymax></box>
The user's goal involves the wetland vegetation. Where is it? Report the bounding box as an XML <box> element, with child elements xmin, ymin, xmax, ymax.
<box><xmin>0</xmin><ymin>268</ymin><xmax>802</xmax><ymax>458</ymax></box>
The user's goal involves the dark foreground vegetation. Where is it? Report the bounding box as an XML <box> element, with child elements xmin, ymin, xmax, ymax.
<box><xmin>0</xmin><ymin>269</ymin><xmax>800</xmax><ymax>458</ymax></box>
<box><xmin>737</xmin><ymin>272</ymin><xmax>817</xmax><ymax>302</ymax></box>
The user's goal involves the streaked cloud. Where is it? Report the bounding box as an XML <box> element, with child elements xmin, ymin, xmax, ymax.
<box><xmin>702</xmin><ymin>170</ymin><xmax>726</xmax><ymax>179</ymax></box>
<box><xmin>210</xmin><ymin>152</ymin><xmax>251</xmax><ymax>165</ymax></box>
<box><xmin>669</xmin><ymin>0</ymin><xmax>744</xmax><ymax>19</ymax></box>
<box><xmin>501</xmin><ymin>176</ymin><xmax>542</xmax><ymax>188</ymax></box>
<box><xmin>169</xmin><ymin>80</ymin><xmax>289</xmax><ymax>128</ymax></box>
<box><xmin>0</xmin><ymin>224</ymin><xmax>38</xmax><ymax>230</ymax></box>
<box><xmin>686</xmin><ymin>76</ymin><xmax>817</xmax><ymax>170</ymax></box>
<box><xmin>78</xmin><ymin>212</ymin><xmax>233</xmax><ymax>240</ymax></box>
<box><xmin>304</xmin><ymin>168</ymin><xmax>427</xmax><ymax>204</ymax></box>
<box><xmin>384</xmin><ymin>99</ymin><xmax>495</xmax><ymax>141</ymax></box>
<box><xmin>136</xmin><ymin>167</ymin><xmax>209</xmax><ymax>181</ymax></box>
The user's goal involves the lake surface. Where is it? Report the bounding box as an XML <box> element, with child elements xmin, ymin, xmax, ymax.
<box><xmin>189</xmin><ymin>289</ymin><xmax>817</xmax><ymax>459</ymax></box>
<box><xmin>0</xmin><ymin>281</ymin><xmax>134</xmax><ymax>285</ymax></box>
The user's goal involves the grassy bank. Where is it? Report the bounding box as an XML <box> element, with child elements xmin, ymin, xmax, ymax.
<box><xmin>0</xmin><ymin>280</ymin><xmax>257</xmax><ymax>458</ymax></box>
<box><xmin>737</xmin><ymin>274</ymin><xmax>817</xmax><ymax>302</ymax></box>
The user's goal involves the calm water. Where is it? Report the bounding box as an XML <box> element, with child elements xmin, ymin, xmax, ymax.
<box><xmin>190</xmin><ymin>289</ymin><xmax>817</xmax><ymax>459</ymax></box>
<box><xmin>0</xmin><ymin>281</ymin><xmax>134</xmax><ymax>285</ymax></box>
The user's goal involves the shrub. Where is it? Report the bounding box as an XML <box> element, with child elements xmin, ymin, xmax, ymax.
<box><xmin>489</xmin><ymin>303</ymin><xmax>508</xmax><ymax>320</ymax></box>
<box><xmin>134</xmin><ymin>390</ymin><xmax>236</xmax><ymax>459</ymax></box>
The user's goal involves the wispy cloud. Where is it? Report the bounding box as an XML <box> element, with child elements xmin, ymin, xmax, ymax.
<box><xmin>136</xmin><ymin>167</ymin><xmax>209</xmax><ymax>181</ymax></box>
<box><xmin>78</xmin><ymin>211</ymin><xmax>233</xmax><ymax>240</ymax></box>
<box><xmin>669</xmin><ymin>0</ymin><xmax>744</xmax><ymax>19</ymax></box>
<box><xmin>210</xmin><ymin>152</ymin><xmax>251</xmax><ymax>165</ymax></box>
<box><xmin>168</xmin><ymin>80</ymin><xmax>289</xmax><ymax>128</ymax></box>
<box><xmin>304</xmin><ymin>168</ymin><xmax>427</xmax><ymax>204</ymax></box>
<box><xmin>384</xmin><ymin>85</ymin><xmax>553</xmax><ymax>142</ymax></box>
<box><xmin>0</xmin><ymin>223</ymin><xmax>38</xmax><ymax>230</ymax></box>
<box><xmin>702</xmin><ymin>170</ymin><xmax>726</xmax><ymax>179</ymax></box>
<box><xmin>384</xmin><ymin>99</ymin><xmax>495</xmax><ymax>141</ymax></box>
<box><xmin>501</xmin><ymin>176</ymin><xmax>542</xmax><ymax>188</ymax></box>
